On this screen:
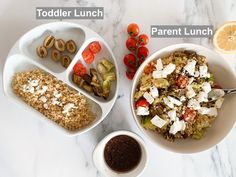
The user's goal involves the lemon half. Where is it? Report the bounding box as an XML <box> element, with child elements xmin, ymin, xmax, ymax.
<box><xmin>213</xmin><ymin>21</ymin><xmax>236</xmax><ymax>54</ymax></box>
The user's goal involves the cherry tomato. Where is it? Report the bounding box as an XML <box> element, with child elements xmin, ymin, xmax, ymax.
<box><xmin>126</xmin><ymin>37</ymin><xmax>137</xmax><ymax>52</ymax></box>
<box><xmin>126</xmin><ymin>68</ymin><xmax>136</xmax><ymax>80</ymax></box>
<box><xmin>82</xmin><ymin>49</ymin><xmax>95</xmax><ymax>64</ymax></box>
<box><xmin>73</xmin><ymin>62</ymin><xmax>87</xmax><ymax>76</ymax></box>
<box><xmin>89</xmin><ymin>41</ymin><xmax>101</xmax><ymax>54</ymax></box>
<box><xmin>138</xmin><ymin>34</ymin><xmax>149</xmax><ymax>45</ymax></box>
<box><xmin>135</xmin><ymin>98</ymin><xmax>149</xmax><ymax>108</ymax></box>
<box><xmin>127</xmin><ymin>23</ymin><xmax>140</xmax><ymax>37</ymax></box>
<box><xmin>144</xmin><ymin>64</ymin><xmax>155</xmax><ymax>74</ymax></box>
<box><xmin>176</xmin><ymin>75</ymin><xmax>189</xmax><ymax>89</ymax></box>
<box><xmin>182</xmin><ymin>108</ymin><xmax>197</xmax><ymax>121</ymax></box>
<box><xmin>123</xmin><ymin>54</ymin><xmax>137</xmax><ymax>69</ymax></box>
<box><xmin>137</xmin><ymin>46</ymin><xmax>149</xmax><ymax>59</ymax></box>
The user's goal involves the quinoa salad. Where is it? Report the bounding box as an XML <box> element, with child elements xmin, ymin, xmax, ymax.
<box><xmin>12</xmin><ymin>69</ymin><xmax>96</xmax><ymax>131</ymax></box>
<box><xmin>134</xmin><ymin>50</ymin><xmax>225</xmax><ymax>141</ymax></box>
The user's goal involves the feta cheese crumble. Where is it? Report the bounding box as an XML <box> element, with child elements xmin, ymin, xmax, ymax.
<box><xmin>199</xmin><ymin>65</ymin><xmax>210</xmax><ymax>78</ymax></box>
<box><xmin>202</xmin><ymin>82</ymin><xmax>211</xmax><ymax>93</ymax></box>
<box><xmin>186</xmin><ymin>85</ymin><xmax>196</xmax><ymax>99</ymax></box>
<box><xmin>163</xmin><ymin>97</ymin><xmax>174</xmax><ymax>109</ymax></box>
<box><xmin>167</xmin><ymin>110</ymin><xmax>177</xmax><ymax>121</ymax></box>
<box><xmin>169</xmin><ymin>119</ymin><xmax>186</xmax><ymax>135</ymax></box>
<box><xmin>143</xmin><ymin>92</ymin><xmax>154</xmax><ymax>104</ymax></box>
<box><xmin>62</xmin><ymin>103</ymin><xmax>77</xmax><ymax>116</ymax></box>
<box><xmin>155</xmin><ymin>58</ymin><xmax>163</xmax><ymax>71</ymax></box>
<box><xmin>167</xmin><ymin>96</ymin><xmax>182</xmax><ymax>106</ymax></box>
<box><xmin>39</xmin><ymin>96</ymin><xmax>47</xmax><ymax>103</ymax></box>
<box><xmin>150</xmin><ymin>86</ymin><xmax>159</xmax><ymax>98</ymax></box>
<box><xmin>152</xmin><ymin>61</ymin><xmax>176</xmax><ymax>78</ymax></box>
<box><xmin>197</xmin><ymin>91</ymin><xmax>208</xmax><ymax>102</ymax></box>
<box><xmin>184</xmin><ymin>60</ymin><xmax>196</xmax><ymax>76</ymax></box>
<box><xmin>151</xmin><ymin>115</ymin><xmax>167</xmax><ymax>128</ymax></box>
<box><xmin>187</xmin><ymin>99</ymin><xmax>201</xmax><ymax>110</ymax></box>
<box><xmin>136</xmin><ymin>106</ymin><xmax>149</xmax><ymax>116</ymax></box>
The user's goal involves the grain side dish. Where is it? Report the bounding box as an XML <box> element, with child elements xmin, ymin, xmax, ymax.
<box><xmin>134</xmin><ymin>50</ymin><xmax>225</xmax><ymax>141</ymax></box>
<box><xmin>12</xmin><ymin>69</ymin><xmax>96</xmax><ymax>131</ymax></box>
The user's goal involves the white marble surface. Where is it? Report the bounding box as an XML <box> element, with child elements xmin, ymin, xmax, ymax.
<box><xmin>0</xmin><ymin>0</ymin><xmax>236</xmax><ymax>177</ymax></box>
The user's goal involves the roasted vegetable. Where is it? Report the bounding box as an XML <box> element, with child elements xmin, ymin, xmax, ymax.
<box><xmin>103</xmin><ymin>80</ymin><xmax>111</xmax><ymax>99</ymax></box>
<box><xmin>100</xmin><ymin>59</ymin><xmax>114</xmax><ymax>72</ymax></box>
<box><xmin>97</xmin><ymin>63</ymin><xmax>107</xmax><ymax>75</ymax></box>
<box><xmin>103</xmin><ymin>72</ymin><xmax>116</xmax><ymax>81</ymax></box>
<box><xmin>141</xmin><ymin>117</ymin><xmax>156</xmax><ymax>130</ymax></box>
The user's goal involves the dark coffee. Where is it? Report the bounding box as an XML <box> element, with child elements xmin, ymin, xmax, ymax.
<box><xmin>104</xmin><ymin>135</ymin><xmax>141</xmax><ymax>172</ymax></box>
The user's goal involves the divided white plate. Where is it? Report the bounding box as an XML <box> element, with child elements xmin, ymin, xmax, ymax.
<box><xmin>3</xmin><ymin>22</ymin><xmax>119</xmax><ymax>136</ymax></box>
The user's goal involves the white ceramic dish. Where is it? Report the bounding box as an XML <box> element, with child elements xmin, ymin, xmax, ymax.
<box><xmin>131</xmin><ymin>43</ymin><xmax>236</xmax><ymax>153</ymax></box>
<box><xmin>3</xmin><ymin>22</ymin><xmax>119</xmax><ymax>136</ymax></box>
<box><xmin>93</xmin><ymin>130</ymin><xmax>148</xmax><ymax>177</ymax></box>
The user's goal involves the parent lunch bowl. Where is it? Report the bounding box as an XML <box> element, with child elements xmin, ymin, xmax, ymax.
<box><xmin>131</xmin><ymin>43</ymin><xmax>236</xmax><ymax>153</ymax></box>
<box><xmin>3</xmin><ymin>22</ymin><xmax>119</xmax><ymax>136</ymax></box>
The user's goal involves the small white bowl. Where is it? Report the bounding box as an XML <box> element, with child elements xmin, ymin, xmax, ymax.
<box><xmin>131</xmin><ymin>43</ymin><xmax>236</xmax><ymax>154</ymax></box>
<box><xmin>92</xmin><ymin>130</ymin><xmax>148</xmax><ymax>177</ymax></box>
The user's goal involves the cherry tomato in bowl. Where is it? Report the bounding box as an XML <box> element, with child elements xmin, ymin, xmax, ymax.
<box><xmin>89</xmin><ymin>41</ymin><xmax>101</xmax><ymax>54</ymax></box>
<box><xmin>123</xmin><ymin>53</ymin><xmax>137</xmax><ymax>69</ymax></box>
<box><xmin>137</xmin><ymin>46</ymin><xmax>149</xmax><ymax>59</ymax></box>
<box><xmin>127</xmin><ymin>23</ymin><xmax>140</xmax><ymax>37</ymax></box>
<box><xmin>138</xmin><ymin>34</ymin><xmax>149</xmax><ymax>46</ymax></box>
<box><xmin>126</xmin><ymin>37</ymin><xmax>137</xmax><ymax>52</ymax></box>
<box><xmin>82</xmin><ymin>49</ymin><xmax>95</xmax><ymax>64</ymax></box>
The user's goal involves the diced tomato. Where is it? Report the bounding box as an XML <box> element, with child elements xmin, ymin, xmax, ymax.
<box><xmin>135</xmin><ymin>98</ymin><xmax>149</xmax><ymax>108</ymax></box>
<box><xmin>144</xmin><ymin>64</ymin><xmax>155</xmax><ymax>74</ymax></box>
<box><xmin>126</xmin><ymin>68</ymin><xmax>136</xmax><ymax>80</ymax></box>
<box><xmin>182</xmin><ymin>108</ymin><xmax>197</xmax><ymax>121</ymax></box>
<box><xmin>89</xmin><ymin>41</ymin><xmax>101</xmax><ymax>54</ymax></box>
<box><xmin>73</xmin><ymin>62</ymin><xmax>87</xmax><ymax>76</ymax></box>
<box><xmin>82</xmin><ymin>49</ymin><xmax>95</xmax><ymax>64</ymax></box>
<box><xmin>123</xmin><ymin>54</ymin><xmax>137</xmax><ymax>69</ymax></box>
<box><xmin>176</xmin><ymin>75</ymin><xmax>189</xmax><ymax>88</ymax></box>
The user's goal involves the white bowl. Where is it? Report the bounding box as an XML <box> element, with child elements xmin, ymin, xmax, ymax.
<box><xmin>3</xmin><ymin>22</ymin><xmax>119</xmax><ymax>136</ymax></box>
<box><xmin>131</xmin><ymin>43</ymin><xmax>236</xmax><ymax>153</ymax></box>
<box><xmin>92</xmin><ymin>130</ymin><xmax>148</xmax><ymax>177</ymax></box>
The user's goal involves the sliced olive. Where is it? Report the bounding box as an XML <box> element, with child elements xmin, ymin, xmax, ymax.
<box><xmin>66</xmin><ymin>40</ymin><xmax>77</xmax><ymax>54</ymax></box>
<box><xmin>51</xmin><ymin>49</ymin><xmax>61</xmax><ymax>62</ymax></box>
<box><xmin>54</xmin><ymin>39</ymin><xmax>66</xmax><ymax>52</ymax></box>
<box><xmin>61</xmin><ymin>55</ymin><xmax>71</xmax><ymax>68</ymax></box>
<box><xmin>36</xmin><ymin>46</ymin><xmax>48</xmax><ymax>58</ymax></box>
<box><xmin>43</xmin><ymin>35</ymin><xmax>55</xmax><ymax>49</ymax></box>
